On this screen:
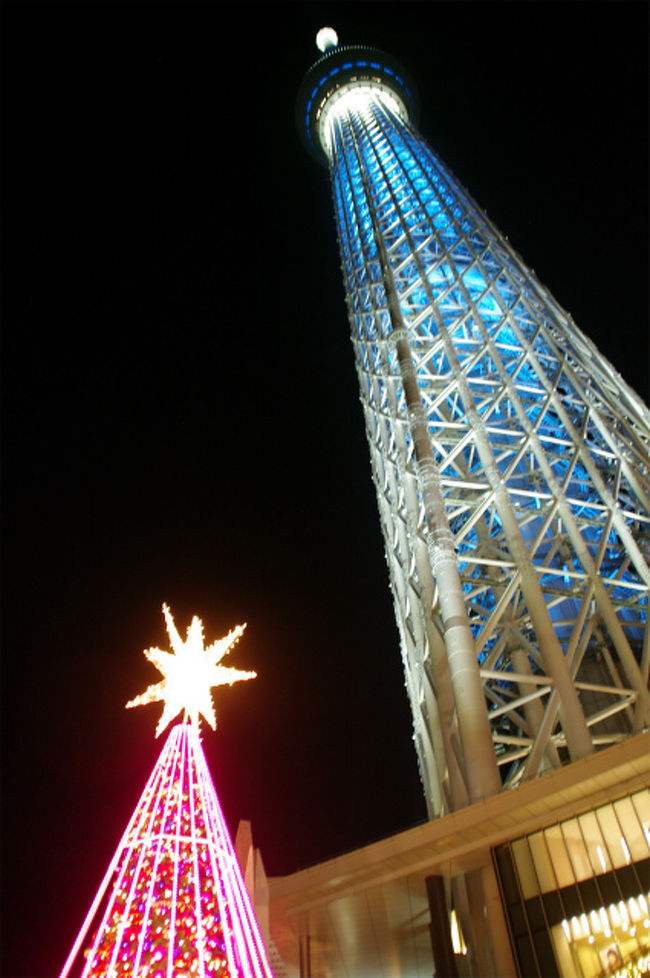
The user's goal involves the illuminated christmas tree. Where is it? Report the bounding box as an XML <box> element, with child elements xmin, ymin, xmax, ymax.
<box><xmin>60</xmin><ymin>604</ymin><xmax>275</xmax><ymax>978</ymax></box>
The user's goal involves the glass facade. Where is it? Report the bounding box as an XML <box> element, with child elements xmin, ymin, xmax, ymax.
<box><xmin>494</xmin><ymin>789</ymin><xmax>650</xmax><ymax>977</ymax></box>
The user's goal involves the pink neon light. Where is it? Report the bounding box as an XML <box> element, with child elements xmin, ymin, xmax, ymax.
<box><xmin>196</xmin><ymin>740</ymin><xmax>272</xmax><ymax>977</ymax></box>
<box><xmin>60</xmin><ymin>723</ymin><xmax>274</xmax><ymax>977</ymax></box>
<box><xmin>58</xmin><ymin>730</ymin><xmax>175</xmax><ymax>978</ymax></box>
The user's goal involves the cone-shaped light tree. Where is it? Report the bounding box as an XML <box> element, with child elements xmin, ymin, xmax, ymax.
<box><xmin>60</xmin><ymin>604</ymin><xmax>274</xmax><ymax>978</ymax></box>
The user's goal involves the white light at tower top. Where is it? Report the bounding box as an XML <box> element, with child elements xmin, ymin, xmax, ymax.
<box><xmin>319</xmin><ymin>85</ymin><xmax>409</xmax><ymax>156</ymax></box>
<box><xmin>316</xmin><ymin>26</ymin><xmax>338</xmax><ymax>52</ymax></box>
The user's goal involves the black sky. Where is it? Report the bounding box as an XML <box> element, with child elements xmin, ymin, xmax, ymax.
<box><xmin>2</xmin><ymin>2</ymin><xmax>648</xmax><ymax>975</ymax></box>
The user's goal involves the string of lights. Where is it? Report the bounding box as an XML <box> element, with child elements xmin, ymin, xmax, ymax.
<box><xmin>59</xmin><ymin>608</ymin><xmax>274</xmax><ymax>978</ymax></box>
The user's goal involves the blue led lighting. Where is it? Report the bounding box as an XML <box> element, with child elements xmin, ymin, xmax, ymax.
<box><xmin>303</xmin><ymin>55</ymin><xmax>415</xmax><ymax>153</ymax></box>
<box><xmin>301</xmin><ymin>46</ymin><xmax>650</xmax><ymax>800</ymax></box>
<box><xmin>325</xmin><ymin>85</ymin><xmax>649</xmax><ymax>734</ymax></box>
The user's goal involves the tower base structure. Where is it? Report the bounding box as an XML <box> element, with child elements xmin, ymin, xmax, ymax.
<box><xmin>268</xmin><ymin>732</ymin><xmax>650</xmax><ymax>978</ymax></box>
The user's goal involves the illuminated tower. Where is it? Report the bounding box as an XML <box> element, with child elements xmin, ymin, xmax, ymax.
<box><xmin>59</xmin><ymin>605</ymin><xmax>274</xmax><ymax>978</ymax></box>
<box><xmin>297</xmin><ymin>31</ymin><xmax>650</xmax><ymax>822</ymax></box>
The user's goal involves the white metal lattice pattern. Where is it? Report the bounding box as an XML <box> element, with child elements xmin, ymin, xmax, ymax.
<box><xmin>327</xmin><ymin>92</ymin><xmax>650</xmax><ymax>815</ymax></box>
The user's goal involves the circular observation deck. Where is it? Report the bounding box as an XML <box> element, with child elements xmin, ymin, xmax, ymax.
<box><xmin>296</xmin><ymin>43</ymin><xmax>419</xmax><ymax>166</ymax></box>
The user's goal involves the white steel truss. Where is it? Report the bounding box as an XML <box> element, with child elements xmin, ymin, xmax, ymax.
<box><xmin>312</xmin><ymin>77</ymin><xmax>649</xmax><ymax>818</ymax></box>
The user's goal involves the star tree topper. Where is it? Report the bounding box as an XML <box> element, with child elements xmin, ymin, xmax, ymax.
<box><xmin>126</xmin><ymin>604</ymin><xmax>256</xmax><ymax>737</ymax></box>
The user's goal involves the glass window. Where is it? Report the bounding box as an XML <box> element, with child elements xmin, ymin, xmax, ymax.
<box><xmin>544</xmin><ymin>825</ymin><xmax>575</xmax><ymax>889</ymax></box>
<box><xmin>630</xmin><ymin>789</ymin><xmax>650</xmax><ymax>851</ymax></box>
<box><xmin>561</xmin><ymin>818</ymin><xmax>592</xmax><ymax>884</ymax></box>
<box><xmin>499</xmin><ymin>792</ymin><xmax>650</xmax><ymax>978</ymax></box>
<box><xmin>529</xmin><ymin>830</ymin><xmax>560</xmax><ymax>893</ymax></box>
<box><xmin>548</xmin><ymin>919</ymin><xmax>582</xmax><ymax>977</ymax></box>
<box><xmin>578</xmin><ymin>810</ymin><xmax>611</xmax><ymax>875</ymax></box>
<box><xmin>512</xmin><ymin>837</ymin><xmax>539</xmax><ymax>900</ymax></box>
<box><xmin>595</xmin><ymin>805</ymin><xmax>628</xmax><ymax>870</ymax></box>
<box><xmin>613</xmin><ymin>796</ymin><xmax>648</xmax><ymax>863</ymax></box>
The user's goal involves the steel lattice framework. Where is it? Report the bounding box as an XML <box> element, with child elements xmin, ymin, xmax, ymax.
<box><xmin>298</xmin><ymin>44</ymin><xmax>650</xmax><ymax>819</ymax></box>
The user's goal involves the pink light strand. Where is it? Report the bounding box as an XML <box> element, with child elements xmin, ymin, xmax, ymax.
<box><xmin>192</xmin><ymin>728</ymin><xmax>273</xmax><ymax>977</ymax></box>
<box><xmin>60</xmin><ymin>727</ymin><xmax>175</xmax><ymax>978</ymax></box>
<box><xmin>83</xmin><ymin>724</ymin><xmax>182</xmax><ymax>975</ymax></box>
<box><xmin>193</xmin><ymin>730</ymin><xmax>241</xmax><ymax>978</ymax></box>
<box><xmin>132</xmin><ymin>723</ymin><xmax>185</xmax><ymax>974</ymax></box>
<box><xmin>105</xmin><ymin>723</ymin><xmax>184</xmax><ymax>976</ymax></box>
<box><xmin>113</xmin><ymin>725</ymin><xmax>182</xmax><ymax>975</ymax></box>
<box><xmin>60</xmin><ymin>723</ymin><xmax>274</xmax><ymax>977</ymax></box>
<box><xmin>165</xmin><ymin>724</ymin><xmax>186</xmax><ymax>977</ymax></box>
<box><xmin>208</xmin><ymin>775</ymin><xmax>271</xmax><ymax>977</ymax></box>
<box><xmin>187</xmin><ymin>731</ymin><xmax>208</xmax><ymax>978</ymax></box>
<box><xmin>197</xmin><ymin>745</ymin><xmax>246</xmax><ymax>974</ymax></box>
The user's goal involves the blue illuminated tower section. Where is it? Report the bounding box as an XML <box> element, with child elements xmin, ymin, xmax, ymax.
<box><xmin>297</xmin><ymin>34</ymin><xmax>650</xmax><ymax>821</ymax></box>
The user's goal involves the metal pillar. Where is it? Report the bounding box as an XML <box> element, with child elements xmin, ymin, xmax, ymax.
<box><xmin>425</xmin><ymin>875</ymin><xmax>459</xmax><ymax>978</ymax></box>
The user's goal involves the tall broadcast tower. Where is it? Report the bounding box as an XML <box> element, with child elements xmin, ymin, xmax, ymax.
<box><xmin>297</xmin><ymin>29</ymin><xmax>649</xmax><ymax>832</ymax></box>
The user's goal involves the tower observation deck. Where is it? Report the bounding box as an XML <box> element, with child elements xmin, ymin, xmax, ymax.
<box><xmin>297</xmin><ymin>32</ymin><xmax>650</xmax><ymax>822</ymax></box>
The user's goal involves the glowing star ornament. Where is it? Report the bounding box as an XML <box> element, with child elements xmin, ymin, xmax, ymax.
<box><xmin>126</xmin><ymin>603</ymin><xmax>256</xmax><ymax>736</ymax></box>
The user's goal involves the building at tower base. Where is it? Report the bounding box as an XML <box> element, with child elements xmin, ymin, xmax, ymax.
<box><xmin>267</xmin><ymin>732</ymin><xmax>650</xmax><ymax>978</ymax></box>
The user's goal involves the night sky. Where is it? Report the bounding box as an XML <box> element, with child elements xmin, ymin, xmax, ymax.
<box><xmin>2</xmin><ymin>3</ymin><xmax>648</xmax><ymax>974</ymax></box>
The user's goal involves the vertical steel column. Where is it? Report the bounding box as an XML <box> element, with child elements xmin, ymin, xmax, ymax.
<box><xmin>425</xmin><ymin>875</ymin><xmax>459</xmax><ymax>978</ymax></box>
<box><xmin>299</xmin><ymin>934</ymin><xmax>312</xmax><ymax>978</ymax></box>
<box><xmin>362</xmin><ymin>97</ymin><xmax>594</xmax><ymax>763</ymax></box>
<box><xmin>373</xmin><ymin>209</ymin><xmax>502</xmax><ymax>802</ymax></box>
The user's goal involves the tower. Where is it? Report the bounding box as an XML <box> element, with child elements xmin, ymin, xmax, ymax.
<box><xmin>59</xmin><ymin>606</ymin><xmax>274</xmax><ymax>978</ymax></box>
<box><xmin>296</xmin><ymin>30</ymin><xmax>650</xmax><ymax>973</ymax></box>
<box><xmin>297</xmin><ymin>31</ymin><xmax>650</xmax><ymax>817</ymax></box>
